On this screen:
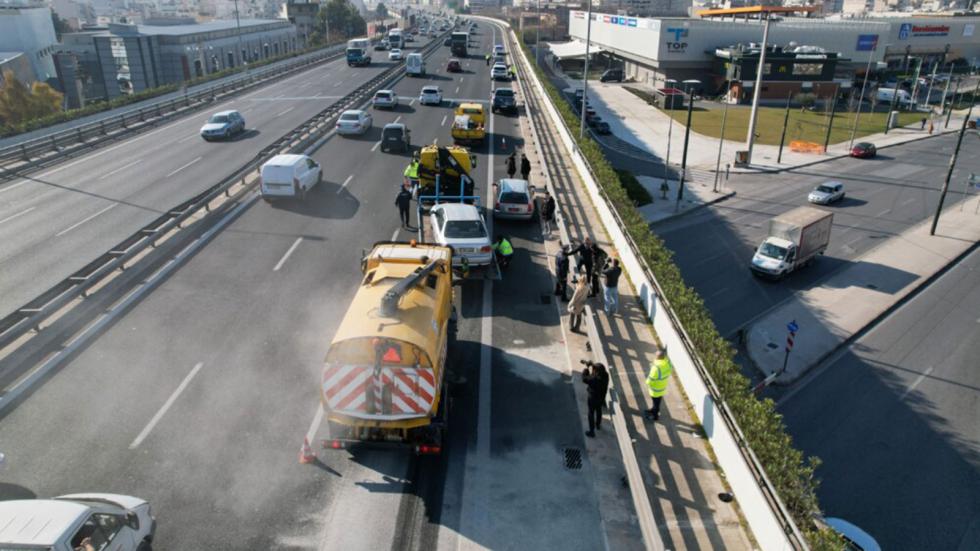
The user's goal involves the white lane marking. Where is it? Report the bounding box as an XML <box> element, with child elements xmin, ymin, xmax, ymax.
<box><xmin>875</xmin><ymin>208</ymin><xmax>892</xmax><ymax>217</ymax></box>
<box><xmin>393</xmin><ymin>116</ymin><xmax>402</xmax><ymax>124</ymax></box>
<box><xmin>901</xmin><ymin>197</ymin><xmax>917</xmax><ymax>206</ymax></box>
<box><xmin>442</xmin><ymin>115</ymin><xmax>448</xmax><ymax>126</ymax></box>
<box><xmin>455</xmin><ymin>86</ymin><xmax>460</xmax><ymax>93</ymax></box>
<box><xmin>409</xmin><ymin>98</ymin><xmax>416</xmax><ymax>106</ymax></box>
<box><xmin>177</xmin><ymin>133</ymin><xmax>199</xmax><ymax>143</ymax></box>
<box><xmin>0</xmin><ymin>180</ymin><xmax>30</xmax><ymax>194</ymax></box>
<box><xmin>372</xmin><ymin>140</ymin><xmax>382</xmax><ymax>152</ymax></box>
<box><xmin>273</xmin><ymin>237</ymin><xmax>304</xmax><ymax>271</ymax></box>
<box><xmin>129</xmin><ymin>362</ymin><xmax>204</xmax><ymax>449</ymax></box>
<box><xmin>277</xmin><ymin>107</ymin><xmax>295</xmax><ymax>116</ymax></box>
<box><xmin>0</xmin><ymin>206</ymin><xmax>36</xmax><ymax>226</ymax></box>
<box><xmin>333</xmin><ymin>82</ymin><xmax>342</xmax><ymax>87</ymax></box>
<box><xmin>306</xmin><ymin>403</ymin><xmax>325</xmax><ymax>444</ymax></box>
<box><xmin>166</xmin><ymin>156</ymin><xmax>202</xmax><ymax>177</ymax></box>
<box><xmin>99</xmin><ymin>159</ymin><xmax>142</xmax><ymax>180</ymax></box>
<box><xmin>900</xmin><ymin>366</ymin><xmax>934</xmax><ymax>400</ymax></box>
<box><xmin>391</xmin><ymin>228</ymin><xmax>400</xmax><ymax>241</ymax></box>
<box><xmin>55</xmin><ymin>203</ymin><xmax>118</xmax><ymax>236</ymax></box>
<box><xmin>338</xmin><ymin>174</ymin><xmax>354</xmax><ymax>193</ymax></box>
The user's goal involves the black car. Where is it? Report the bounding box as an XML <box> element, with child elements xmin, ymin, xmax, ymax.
<box><xmin>586</xmin><ymin>113</ymin><xmax>603</xmax><ymax>127</ymax></box>
<box><xmin>593</xmin><ymin>120</ymin><xmax>611</xmax><ymax>135</ymax></box>
<box><xmin>600</xmin><ymin>68</ymin><xmax>624</xmax><ymax>82</ymax></box>
<box><xmin>491</xmin><ymin>88</ymin><xmax>517</xmax><ymax>114</ymax></box>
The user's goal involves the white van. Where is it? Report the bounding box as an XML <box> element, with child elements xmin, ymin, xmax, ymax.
<box><xmin>260</xmin><ymin>154</ymin><xmax>322</xmax><ymax>200</ymax></box>
<box><xmin>0</xmin><ymin>493</ymin><xmax>155</xmax><ymax>550</ymax></box>
<box><xmin>876</xmin><ymin>87</ymin><xmax>912</xmax><ymax>107</ymax></box>
<box><xmin>406</xmin><ymin>53</ymin><xmax>426</xmax><ymax>77</ymax></box>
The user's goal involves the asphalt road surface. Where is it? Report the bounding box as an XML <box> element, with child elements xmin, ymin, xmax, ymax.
<box><xmin>778</xmin><ymin>245</ymin><xmax>980</xmax><ymax>550</ymax></box>
<box><xmin>0</xmin><ymin>21</ymin><xmax>606</xmax><ymax>550</ymax></box>
<box><xmin>0</xmin><ymin>43</ymin><xmax>399</xmax><ymax>318</ymax></box>
<box><xmin>652</xmin><ymin>133</ymin><xmax>980</xmax><ymax>337</ymax></box>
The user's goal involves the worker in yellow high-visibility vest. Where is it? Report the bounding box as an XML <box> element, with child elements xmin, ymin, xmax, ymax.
<box><xmin>645</xmin><ymin>349</ymin><xmax>672</xmax><ymax>421</ymax></box>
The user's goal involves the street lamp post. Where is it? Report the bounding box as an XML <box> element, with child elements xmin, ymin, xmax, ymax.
<box><xmin>938</xmin><ymin>64</ymin><xmax>954</xmax><ymax>119</ymax></box>
<box><xmin>662</xmin><ymin>78</ymin><xmax>677</xmax><ymax>195</ymax></box>
<box><xmin>744</xmin><ymin>12</ymin><xmax>772</xmax><ymax>165</ymax></box>
<box><xmin>233</xmin><ymin>0</ymin><xmax>246</xmax><ymax>71</ymax></box>
<box><xmin>849</xmin><ymin>43</ymin><xmax>879</xmax><ymax>151</ymax></box>
<box><xmin>676</xmin><ymin>79</ymin><xmax>700</xmax><ymax>208</ymax></box>
<box><xmin>713</xmin><ymin>96</ymin><xmax>730</xmax><ymax>192</ymax></box>
<box><xmin>535</xmin><ymin>0</ymin><xmax>540</xmax><ymax>67</ymax></box>
<box><xmin>822</xmin><ymin>83</ymin><xmax>839</xmax><ymax>152</ymax></box>
<box><xmin>945</xmin><ymin>76</ymin><xmax>960</xmax><ymax>128</ymax></box>
<box><xmin>930</xmin><ymin>78</ymin><xmax>980</xmax><ymax>236</ymax></box>
<box><xmin>579</xmin><ymin>0</ymin><xmax>593</xmax><ymax>139</ymax></box>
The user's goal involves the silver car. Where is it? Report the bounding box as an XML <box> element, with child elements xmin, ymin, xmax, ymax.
<box><xmin>430</xmin><ymin>203</ymin><xmax>492</xmax><ymax>267</ymax></box>
<box><xmin>200</xmin><ymin>110</ymin><xmax>245</xmax><ymax>141</ymax></box>
<box><xmin>808</xmin><ymin>181</ymin><xmax>845</xmax><ymax>205</ymax></box>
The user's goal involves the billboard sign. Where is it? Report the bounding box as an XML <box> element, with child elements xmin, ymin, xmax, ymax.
<box><xmin>856</xmin><ymin>34</ymin><xmax>879</xmax><ymax>51</ymax></box>
<box><xmin>899</xmin><ymin>23</ymin><xmax>950</xmax><ymax>39</ymax></box>
<box><xmin>664</xmin><ymin>27</ymin><xmax>689</xmax><ymax>53</ymax></box>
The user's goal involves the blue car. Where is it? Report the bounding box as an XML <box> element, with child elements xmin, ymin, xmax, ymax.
<box><xmin>200</xmin><ymin>110</ymin><xmax>245</xmax><ymax>141</ymax></box>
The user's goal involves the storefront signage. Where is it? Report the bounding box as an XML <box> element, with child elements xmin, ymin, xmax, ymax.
<box><xmin>856</xmin><ymin>34</ymin><xmax>879</xmax><ymax>51</ymax></box>
<box><xmin>898</xmin><ymin>23</ymin><xmax>950</xmax><ymax>40</ymax></box>
<box><xmin>965</xmin><ymin>24</ymin><xmax>975</xmax><ymax>37</ymax></box>
<box><xmin>664</xmin><ymin>27</ymin><xmax>689</xmax><ymax>53</ymax></box>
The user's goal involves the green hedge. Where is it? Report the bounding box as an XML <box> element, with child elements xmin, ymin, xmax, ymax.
<box><xmin>0</xmin><ymin>40</ymin><xmax>346</xmax><ymax>138</ymax></box>
<box><xmin>518</xmin><ymin>37</ymin><xmax>845</xmax><ymax>550</ymax></box>
<box><xmin>614</xmin><ymin>170</ymin><xmax>653</xmax><ymax>206</ymax></box>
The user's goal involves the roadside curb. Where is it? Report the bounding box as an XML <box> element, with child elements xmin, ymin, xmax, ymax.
<box><xmin>647</xmin><ymin>189</ymin><xmax>736</xmax><ymax>228</ymax></box>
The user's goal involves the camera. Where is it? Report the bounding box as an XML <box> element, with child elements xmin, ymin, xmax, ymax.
<box><xmin>579</xmin><ymin>359</ymin><xmax>593</xmax><ymax>366</ymax></box>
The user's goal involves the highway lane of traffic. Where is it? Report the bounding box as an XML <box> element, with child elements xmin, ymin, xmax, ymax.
<box><xmin>778</xmin><ymin>246</ymin><xmax>980</xmax><ymax>550</ymax></box>
<box><xmin>0</xmin><ymin>46</ymin><xmax>411</xmax><ymax>318</ymax></box>
<box><xmin>653</xmin><ymin>134</ymin><xmax>980</xmax><ymax>337</ymax></box>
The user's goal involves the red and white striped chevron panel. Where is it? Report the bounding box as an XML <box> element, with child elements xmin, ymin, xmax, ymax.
<box><xmin>322</xmin><ymin>364</ymin><xmax>436</xmax><ymax>417</ymax></box>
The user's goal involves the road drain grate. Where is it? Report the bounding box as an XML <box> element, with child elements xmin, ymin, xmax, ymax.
<box><xmin>563</xmin><ymin>447</ymin><xmax>583</xmax><ymax>470</ymax></box>
<box><xmin>540</xmin><ymin>294</ymin><xmax>552</xmax><ymax>305</ymax></box>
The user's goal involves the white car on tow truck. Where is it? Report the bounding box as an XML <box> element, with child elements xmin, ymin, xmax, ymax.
<box><xmin>429</xmin><ymin>203</ymin><xmax>492</xmax><ymax>267</ymax></box>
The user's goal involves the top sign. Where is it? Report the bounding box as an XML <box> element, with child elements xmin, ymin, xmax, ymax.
<box><xmin>899</xmin><ymin>23</ymin><xmax>950</xmax><ymax>40</ymax></box>
<box><xmin>787</xmin><ymin>320</ymin><xmax>799</xmax><ymax>333</ymax></box>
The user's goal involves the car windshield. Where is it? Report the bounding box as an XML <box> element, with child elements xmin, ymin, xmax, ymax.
<box><xmin>444</xmin><ymin>220</ymin><xmax>486</xmax><ymax>239</ymax></box>
<box><xmin>816</xmin><ymin>185</ymin><xmax>835</xmax><ymax>194</ymax></box>
<box><xmin>340</xmin><ymin>113</ymin><xmax>360</xmax><ymax>121</ymax></box>
<box><xmin>376</xmin><ymin>93</ymin><xmax>392</xmax><ymax>99</ymax></box>
<box><xmin>209</xmin><ymin>115</ymin><xmax>229</xmax><ymax>124</ymax></box>
<box><xmin>423</xmin><ymin>87</ymin><xmax>438</xmax><ymax>94</ymax></box>
<box><xmin>382</xmin><ymin>127</ymin><xmax>402</xmax><ymax>138</ymax></box>
<box><xmin>500</xmin><ymin>192</ymin><xmax>528</xmax><ymax>204</ymax></box>
<box><xmin>759</xmin><ymin>242</ymin><xmax>788</xmax><ymax>260</ymax></box>
<box><xmin>495</xmin><ymin>89</ymin><xmax>514</xmax><ymax>97</ymax></box>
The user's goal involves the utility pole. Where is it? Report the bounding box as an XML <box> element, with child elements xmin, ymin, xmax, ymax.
<box><xmin>938</xmin><ymin>65</ymin><xmax>954</xmax><ymax>120</ymax></box>
<box><xmin>579</xmin><ymin>0</ymin><xmax>593</xmax><ymax>139</ymax></box>
<box><xmin>885</xmin><ymin>76</ymin><xmax>900</xmax><ymax>134</ymax></box>
<box><xmin>930</xmin><ymin>79</ymin><xmax>980</xmax><ymax>236</ymax></box>
<box><xmin>233</xmin><ymin>0</ymin><xmax>246</xmax><ymax>71</ymax></box>
<box><xmin>823</xmin><ymin>84</ymin><xmax>839</xmax><ymax>152</ymax></box>
<box><xmin>777</xmin><ymin>91</ymin><xmax>791</xmax><ymax>163</ymax></box>
<box><xmin>676</xmin><ymin>87</ymin><xmax>695</xmax><ymax>208</ymax></box>
<box><xmin>744</xmin><ymin>12</ymin><xmax>772</xmax><ymax>165</ymax></box>
<box><xmin>849</xmin><ymin>45</ymin><xmax>877</xmax><ymax>150</ymax></box>
<box><xmin>910</xmin><ymin>57</ymin><xmax>923</xmax><ymax>110</ymax></box>
<box><xmin>663</xmin><ymin>100</ymin><xmax>674</xmax><ymax>193</ymax></box>
<box><xmin>713</xmin><ymin>98</ymin><xmax>730</xmax><ymax>192</ymax></box>
<box><xmin>945</xmin><ymin>77</ymin><xmax>960</xmax><ymax>129</ymax></box>
<box><xmin>535</xmin><ymin>0</ymin><xmax>540</xmax><ymax>67</ymax></box>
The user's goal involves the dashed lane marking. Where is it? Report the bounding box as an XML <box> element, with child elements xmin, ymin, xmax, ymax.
<box><xmin>55</xmin><ymin>203</ymin><xmax>117</xmax><ymax>236</ymax></box>
<box><xmin>338</xmin><ymin>174</ymin><xmax>354</xmax><ymax>193</ymax></box>
<box><xmin>0</xmin><ymin>206</ymin><xmax>35</xmax><ymax>226</ymax></box>
<box><xmin>129</xmin><ymin>362</ymin><xmax>204</xmax><ymax>449</ymax></box>
<box><xmin>166</xmin><ymin>156</ymin><xmax>202</xmax><ymax>177</ymax></box>
<box><xmin>99</xmin><ymin>159</ymin><xmax>142</xmax><ymax>180</ymax></box>
<box><xmin>273</xmin><ymin>237</ymin><xmax>303</xmax><ymax>271</ymax></box>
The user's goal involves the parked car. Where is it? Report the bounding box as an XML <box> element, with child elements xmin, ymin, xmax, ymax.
<box><xmin>491</xmin><ymin>63</ymin><xmax>509</xmax><ymax>81</ymax></box>
<box><xmin>429</xmin><ymin>203</ymin><xmax>493</xmax><ymax>266</ymax></box>
<box><xmin>419</xmin><ymin>85</ymin><xmax>443</xmax><ymax>105</ymax></box>
<box><xmin>807</xmin><ymin>181</ymin><xmax>846</xmax><ymax>204</ymax></box>
<box><xmin>260</xmin><ymin>154</ymin><xmax>322</xmax><ymax>200</ymax></box>
<box><xmin>447</xmin><ymin>58</ymin><xmax>462</xmax><ymax>72</ymax></box>
<box><xmin>850</xmin><ymin>142</ymin><xmax>877</xmax><ymax>158</ymax></box>
<box><xmin>600</xmin><ymin>68</ymin><xmax>624</xmax><ymax>82</ymax></box>
<box><xmin>335</xmin><ymin>109</ymin><xmax>372</xmax><ymax>135</ymax></box>
<box><xmin>389</xmin><ymin>48</ymin><xmax>404</xmax><ymax>61</ymax></box>
<box><xmin>380</xmin><ymin>123</ymin><xmax>411</xmax><ymax>153</ymax></box>
<box><xmin>586</xmin><ymin>112</ymin><xmax>602</xmax><ymax>126</ymax></box>
<box><xmin>0</xmin><ymin>493</ymin><xmax>156</xmax><ymax>551</ymax></box>
<box><xmin>491</xmin><ymin>87</ymin><xmax>517</xmax><ymax>114</ymax></box>
<box><xmin>492</xmin><ymin>178</ymin><xmax>535</xmax><ymax>220</ymax></box>
<box><xmin>200</xmin><ymin>110</ymin><xmax>245</xmax><ymax>141</ymax></box>
<box><xmin>593</xmin><ymin>120</ymin><xmax>612</xmax><ymax>135</ymax></box>
<box><xmin>824</xmin><ymin>518</ymin><xmax>881</xmax><ymax>551</ymax></box>
<box><xmin>372</xmin><ymin>89</ymin><xmax>398</xmax><ymax>109</ymax></box>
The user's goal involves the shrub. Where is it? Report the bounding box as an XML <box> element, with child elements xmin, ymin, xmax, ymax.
<box><xmin>615</xmin><ymin>170</ymin><xmax>653</xmax><ymax>206</ymax></box>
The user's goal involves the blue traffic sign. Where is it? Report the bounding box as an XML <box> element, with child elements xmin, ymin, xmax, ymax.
<box><xmin>787</xmin><ymin>320</ymin><xmax>799</xmax><ymax>333</ymax></box>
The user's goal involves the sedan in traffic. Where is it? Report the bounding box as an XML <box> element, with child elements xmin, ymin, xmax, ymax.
<box><xmin>850</xmin><ymin>142</ymin><xmax>877</xmax><ymax>159</ymax></box>
<box><xmin>335</xmin><ymin>109</ymin><xmax>372</xmax><ymax>136</ymax></box>
<box><xmin>429</xmin><ymin>203</ymin><xmax>493</xmax><ymax>267</ymax></box>
<box><xmin>808</xmin><ymin>181</ymin><xmax>845</xmax><ymax>205</ymax></box>
<box><xmin>491</xmin><ymin>63</ymin><xmax>510</xmax><ymax>81</ymax></box>
<box><xmin>200</xmin><ymin>110</ymin><xmax>245</xmax><ymax>141</ymax></box>
<box><xmin>389</xmin><ymin>48</ymin><xmax>404</xmax><ymax>61</ymax></box>
<box><xmin>372</xmin><ymin>89</ymin><xmax>398</xmax><ymax>109</ymax></box>
<box><xmin>447</xmin><ymin>58</ymin><xmax>462</xmax><ymax>72</ymax></box>
<box><xmin>593</xmin><ymin>120</ymin><xmax>612</xmax><ymax>135</ymax></box>
<box><xmin>419</xmin><ymin>86</ymin><xmax>443</xmax><ymax>106</ymax></box>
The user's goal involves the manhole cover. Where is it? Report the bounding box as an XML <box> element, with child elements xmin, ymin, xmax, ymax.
<box><xmin>540</xmin><ymin>294</ymin><xmax>552</xmax><ymax>305</ymax></box>
<box><xmin>563</xmin><ymin>447</ymin><xmax>583</xmax><ymax>470</ymax></box>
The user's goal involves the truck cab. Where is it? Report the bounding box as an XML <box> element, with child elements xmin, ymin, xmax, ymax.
<box><xmin>751</xmin><ymin>206</ymin><xmax>833</xmax><ymax>280</ymax></box>
<box><xmin>346</xmin><ymin>38</ymin><xmax>371</xmax><ymax>66</ymax></box>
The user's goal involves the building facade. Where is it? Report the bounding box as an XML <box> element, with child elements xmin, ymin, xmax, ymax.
<box><xmin>0</xmin><ymin>3</ymin><xmax>60</xmax><ymax>84</ymax></box>
<box><xmin>283</xmin><ymin>0</ymin><xmax>321</xmax><ymax>46</ymax></box>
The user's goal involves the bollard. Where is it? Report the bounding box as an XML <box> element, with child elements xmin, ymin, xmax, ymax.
<box><xmin>20</xmin><ymin>143</ymin><xmax>28</xmax><ymax>161</ymax></box>
<box><xmin>725</xmin><ymin>163</ymin><xmax>731</xmax><ymax>181</ymax></box>
<box><xmin>77</xmin><ymin>127</ymin><xmax>83</xmax><ymax>142</ymax></box>
<box><xmin>50</xmin><ymin>135</ymin><xmax>58</xmax><ymax>151</ymax></box>
<box><xmin>120</xmin><ymin>114</ymin><xmax>127</xmax><ymax>128</ymax></box>
<box><xmin>100</xmin><ymin>120</ymin><xmax>107</xmax><ymax>135</ymax></box>
<box><xmin>138</xmin><ymin>108</ymin><xmax>144</xmax><ymax>122</ymax></box>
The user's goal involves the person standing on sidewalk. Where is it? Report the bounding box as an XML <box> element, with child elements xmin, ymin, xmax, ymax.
<box><xmin>520</xmin><ymin>153</ymin><xmax>531</xmax><ymax>181</ymax></box>
<box><xmin>541</xmin><ymin>190</ymin><xmax>556</xmax><ymax>235</ymax></box>
<box><xmin>505</xmin><ymin>152</ymin><xmax>517</xmax><ymax>178</ymax></box>
<box><xmin>571</xmin><ymin>237</ymin><xmax>603</xmax><ymax>297</ymax></box>
<box><xmin>567</xmin><ymin>275</ymin><xmax>589</xmax><ymax>333</ymax></box>
<box><xmin>920</xmin><ymin>117</ymin><xmax>927</xmax><ymax>130</ymax></box>
<box><xmin>588</xmin><ymin>240</ymin><xmax>607</xmax><ymax>298</ymax></box>
<box><xmin>602</xmin><ymin>258</ymin><xmax>622</xmax><ymax>315</ymax></box>
<box><xmin>644</xmin><ymin>349</ymin><xmax>672</xmax><ymax>421</ymax></box>
<box><xmin>554</xmin><ymin>244</ymin><xmax>570</xmax><ymax>300</ymax></box>
<box><xmin>395</xmin><ymin>185</ymin><xmax>413</xmax><ymax>228</ymax></box>
<box><xmin>582</xmin><ymin>361</ymin><xmax>610</xmax><ymax>437</ymax></box>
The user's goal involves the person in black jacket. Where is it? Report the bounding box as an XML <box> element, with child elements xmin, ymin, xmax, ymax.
<box><xmin>554</xmin><ymin>244</ymin><xmax>570</xmax><ymax>300</ymax></box>
<box><xmin>571</xmin><ymin>238</ymin><xmax>606</xmax><ymax>297</ymax></box>
<box><xmin>520</xmin><ymin>153</ymin><xmax>531</xmax><ymax>181</ymax></box>
<box><xmin>602</xmin><ymin>258</ymin><xmax>622</xmax><ymax>315</ymax></box>
<box><xmin>395</xmin><ymin>185</ymin><xmax>413</xmax><ymax>228</ymax></box>
<box><xmin>505</xmin><ymin>152</ymin><xmax>517</xmax><ymax>179</ymax></box>
<box><xmin>541</xmin><ymin>190</ymin><xmax>556</xmax><ymax>235</ymax></box>
<box><xmin>582</xmin><ymin>360</ymin><xmax>610</xmax><ymax>437</ymax></box>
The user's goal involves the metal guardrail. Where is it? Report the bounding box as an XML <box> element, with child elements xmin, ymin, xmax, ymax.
<box><xmin>0</xmin><ymin>43</ymin><xmax>349</xmax><ymax>180</ymax></box>
<box><xmin>0</xmin><ymin>35</ymin><xmax>449</xmax><ymax>387</ymax></box>
<box><xmin>497</xmin><ymin>18</ymin><xmax>808</xmax><ymax>550</ymax></box>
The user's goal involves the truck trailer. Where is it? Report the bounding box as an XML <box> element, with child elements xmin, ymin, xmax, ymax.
<box><xmin>346</xmin><ymin>38</ymin><xmax>372</xmax><ymax>66</ymax></box>
<box><xmin>751</xmin><ymin>206</ymin><xmax>833</xmax><ymax>280</ymax></box>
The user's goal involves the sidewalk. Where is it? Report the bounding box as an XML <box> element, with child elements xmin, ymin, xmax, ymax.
<box><xmin>748</xmin><ymin>192</ymin><xmax>980</xmax><ymax>383</ymax></box>
<box><xmin>517</xmin><ymin>56</ymin><xmax>756</xmax><ymax>551</ymax></box>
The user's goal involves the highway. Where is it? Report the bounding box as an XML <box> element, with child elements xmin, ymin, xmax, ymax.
<box><xmin>0</xmin><ymin>21</ymin><xmax>607</xmax><ymax>549</ymax></box>
<box><xmin>778</xmin><ymin>246</ymin><xmax>980</xmax><ymax>550</ymax></box>
<box><xmin>0</xmin><ymin>42</ymin><xmax>400</xmax><ymax>318</ymax></box>
<box><xmin>652</xmin><ymin>134</ymin><xmax>980</xmax><ymax>337</ymax></box>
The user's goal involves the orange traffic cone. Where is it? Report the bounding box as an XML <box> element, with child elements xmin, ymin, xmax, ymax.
<box><xmin>299</xmin><ymin>437</ymin><xmax>316</xmax><ymax>464</ymax></box>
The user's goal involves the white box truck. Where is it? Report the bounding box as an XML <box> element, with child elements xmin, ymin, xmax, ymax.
<box><xmin>406</xmin><ymin>52</ymin><xmax>426</xmax><ymax>76</ymax></box>
<box><xmin>751</xmin><ymin>206</ymin><xmax>833</xmax><ymax>279</ymax></box>
<box><xmin>876</xmin><ymin>87</ymin><xmax>912</xmax><ymax>107</ymax></box>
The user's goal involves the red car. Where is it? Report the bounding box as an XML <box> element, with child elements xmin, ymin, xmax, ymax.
<box><xmin>850</xmin><ymin>142</ymin><xmax>877</xmax><ymax>159</ymax></box>
<box><xmin>447</xmin><ymin>58</ymin><xmax>462</xmax><ymax>72</ymax></box>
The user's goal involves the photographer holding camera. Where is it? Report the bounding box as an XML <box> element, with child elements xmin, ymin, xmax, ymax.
<box><xmin>581</xmin><ymin>360</ymin><xmax>610</xmax><ymax>438</ymax></box>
